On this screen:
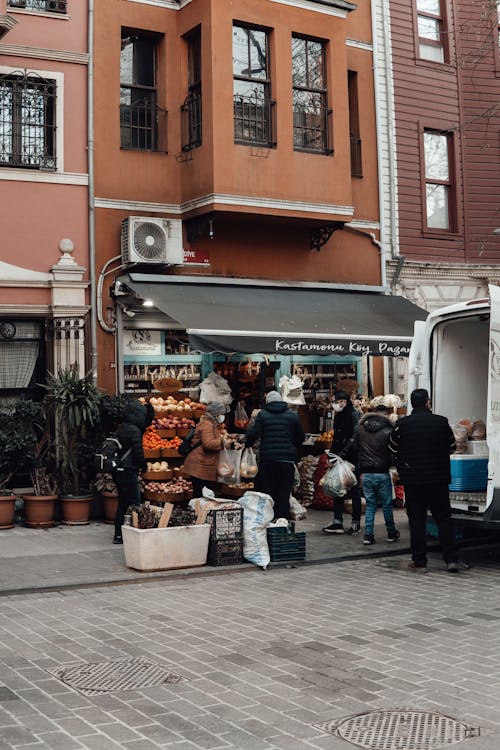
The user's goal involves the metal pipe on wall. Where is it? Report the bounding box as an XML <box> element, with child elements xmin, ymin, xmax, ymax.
<box><xmin>87</xmin><ymin>0</ymin><xmax>97</xmax><ymax>378</ymax></box>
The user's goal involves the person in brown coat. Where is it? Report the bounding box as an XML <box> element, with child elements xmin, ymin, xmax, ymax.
<box><xmin>182</xmin><ymin>401</ymin><xmax>226</xmax><ymax>497</ymax></box>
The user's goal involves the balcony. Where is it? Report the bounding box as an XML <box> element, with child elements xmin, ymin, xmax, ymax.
<box><xmin>350</xmin><ymin>135</ymin><xmax>363</xmax><ymax>178</ymax></box>
<box><xmin>120</xmin><ymin>99</ymin><xmax>167</xmax><ymax>153</ymax></box>
<box><xmin>7</xmin><ymin>0</ymin><xmax>67</xmax><ymax>12</ymax></box>
<box><xmin>293</xmin><ymin>105</ymin><xmax>333</xmax><ymax>155</ymax></box>
<box><xmin>233</xmin><ymin>93</ymin><xmax>276</xmax><ymax>148</ymax></box>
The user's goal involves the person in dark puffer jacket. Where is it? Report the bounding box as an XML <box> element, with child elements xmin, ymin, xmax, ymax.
<box><xmin>245</xmin><ymin>391</ymin><xmax>305</xmax><ymax>520</ymax></box>
<box><xmin>112</xmin><ymin>399</ymin><xmax>154</xmax><ymax>544</ymax></box>
<box><xmin>353</xmin><ymin>404</ymin><xmax>399</xmax><ymax>545</ymax></box>
<box><xmin>389</xmin><ymin>388</ymin><xmax>458</xmax><ymax>573</ymax></box>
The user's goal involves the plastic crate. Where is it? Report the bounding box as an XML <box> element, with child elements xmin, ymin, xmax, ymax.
<box><xmin>449</xmin><ymin>456</ymin><xmax>488</xmax><ymax>492</ymax></box>
<box><xmin>207</xmin><ymin>508</ymin><xmax>243</xmax><ymax>539</ymax></box>
<box><xmin>207</xmin><ymin>537</ymin><xmax>244</xmax><ymax>566</ymax></box>
<box><xmin>267</xmin><ymin>527</ymin><xmax>306</xmax><ymax>562</ymax></box>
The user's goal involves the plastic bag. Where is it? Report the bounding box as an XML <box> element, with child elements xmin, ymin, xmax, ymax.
<box><xmin>240</xmin><ymin>447</ymin><xmax>258</xmax><ymax>478</ymax></box>
<box><xmin>290</xmin><ymin>494</ymin><xmax>307</xmax><ymax>520</ymax></box>
<box><xmin>451</xmin><ymin>423</ymin><xmax>469</xmax><ymax>454</ymax></box>
<box><xmin>470</xmin><ymin>419</ymin><xmax>486</xmax><ymax>441</ymax></box>
<box><xmin>217</xmin><ymin>447</ymin><xmax>241</xmax><ymax>485</ymax></box>
<box><xmin>234</xmin><ymin>400</ymin><xmax>249</xmax><ymax>430</ymax></box>
<box><xmin>320</xmin><ymin>455</ymin><xmax>357</xmax><ymax>498</ymax></box>
<box><xmin>238</xmin><ymin>491</ymin><xmax>274</xmax><ymax>568</ymax></box>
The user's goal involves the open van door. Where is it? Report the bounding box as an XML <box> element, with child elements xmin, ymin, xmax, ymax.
<box><xmin>407</xmin><ymin>320</ymin><xmax>428</xmax><ymax>395</ymax></box>
<box><xmin>486</xmin><ymin>285</ymin><xmax>500</xmax><ymax>520</ymax></box>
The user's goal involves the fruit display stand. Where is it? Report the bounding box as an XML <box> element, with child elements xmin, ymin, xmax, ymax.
<box><xmin>123</xmin><ymin>523</ymin><xmax>211</xmax><ymax>571</ymax></box>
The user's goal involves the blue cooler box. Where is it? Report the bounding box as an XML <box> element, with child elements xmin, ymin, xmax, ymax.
<box><xmin>449</xmin><ymin>455</ymin><xmax>488</xmax><ymax>492</ymax></box>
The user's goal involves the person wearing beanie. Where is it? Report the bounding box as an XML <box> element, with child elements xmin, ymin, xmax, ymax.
<box><xmin>322</xmin><ymin>390</ymin><xmax>363</xmax><ymax>536</ymax></box>
<box><xmin>245</xmin><ymin>390</ymin><xmax>305</xmax><ymax>520</ymax></box>
<box><xmin>182</xmin><ymin>401</ymin><xmax>225</xmax><ymax>498</ymax></box>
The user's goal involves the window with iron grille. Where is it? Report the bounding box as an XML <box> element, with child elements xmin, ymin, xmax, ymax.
<box><xmin>423</xmin><ymin>129</ymin><xmax>454</xmax><ymax>230</ymax></box>
<box><xmin>120</xmin><ymin>30</ymin><xmax>166</xmax><ymax>152</ymax></box>
<box><xmin>233</xmin><ymin>24</ymin><xmax>275</xmax><ymax>147</ymax></box>
<box><xmin>7</xmin><ymin>0</ymin><xmax>67</xmax><ymax>13</ymax></box>
<box><xmin>292</xmin><ymin>35</ymin><xmax>331</xmax><ymax>154</ymax></box>
<box><xmin>181</xmin><ymin>27</ymin><xmax>202</xmax><ymax>151</ymax></box>
<box><xmin>416</xmin><ymin>0</ymin><xmax>446</xmax><ymax>63</ymax></box>
<box><xmin>0</xmin><ymin>73</ymin><xmax>56</xmax><ymax>170</ymax></box>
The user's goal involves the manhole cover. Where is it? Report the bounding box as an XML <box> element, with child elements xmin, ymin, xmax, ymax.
<box><xmin>314</xmin><ymin>709</ymin><xmax>480</xmax><ymax>749</ymax></box>
<box><xmin>48</xmin><ymin>657</ymin><xmax>184</xmax><ymax>695</ymax></box>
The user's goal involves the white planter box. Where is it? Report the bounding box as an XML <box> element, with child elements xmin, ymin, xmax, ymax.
<box><xmin>122</xmin><ymin>524</ymin><xmax>211</xmax><ymax>571</ymax></box>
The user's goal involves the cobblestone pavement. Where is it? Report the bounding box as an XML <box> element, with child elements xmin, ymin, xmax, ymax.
<box><xmin>1</xmin><ymin>554</ymin><xmax>500</xmax><ymax>749</ymax></box>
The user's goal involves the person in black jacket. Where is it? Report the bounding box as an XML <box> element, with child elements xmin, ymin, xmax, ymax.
<box><xmin>112</xmin><ymin>399</ymin><xmax>154</xmax><ymax>544</ymax></box>
<box><xmin>245</xmin><ymin>390</ymin><xmax>305</xmax><ymax>520</ymax></box>
<box><xmin>354</xmin><ymin>404</ymin><xmax>399</xmax><ymax>545</ymax></box>
<box><xmin>322</xmin><ymin>390</ymin><xmax>363</xmax><ymax>535</ymax></box>
<box><xmin>389</xmin><ymin>388</ymin><xmax>458</xmax><ymax>572</ymax></box>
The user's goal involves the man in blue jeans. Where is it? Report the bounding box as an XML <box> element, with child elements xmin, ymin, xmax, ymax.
<box><xmin>353</xmin><ymin>403</ymin><xmax>399</xmax><ymax>545</ymax></box>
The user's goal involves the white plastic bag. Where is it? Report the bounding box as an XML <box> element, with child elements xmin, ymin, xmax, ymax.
<box><xmin>240</xmin><ymin>447</ymin><xmax>258</xmax><ymax>479</ymax></box>
<box><xmin>320</xmin><ymin>454</ymin><xmax>357</xmax><ymax>498</ymax></box>
<box><xmin>199</xmin><ymin>372</ymin><xmax>233</xmax><ymax>405</ymax></box>
<box><xmin>238</xmin><ymin>491</ymin><xmax>274</xmax><ymax>569</ymax></box>
<box><xmin>217</xmin><ymin>447</ymin><xmax>241</xmax><ymax>484</ymax></box>
<box><xmin>290</xmin><ymin>494</ymin><xmax>307</xmax><ymax>520</ymax></box>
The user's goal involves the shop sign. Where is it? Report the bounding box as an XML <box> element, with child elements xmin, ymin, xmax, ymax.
<box><xmin>123</xmin><ymin>329</ymin><xmax>162</xmax><ymax>356</ymax></box>
<box><xmin>183</xmin><ymin>248</ymin><xmax>210</xmax><ymax>266</ymax></box>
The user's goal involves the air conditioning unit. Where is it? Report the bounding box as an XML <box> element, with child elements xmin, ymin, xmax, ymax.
<box><xmin>121</xmin><ymin>217</ymin><xmax>183</xmax><ymax>265</ymax></box>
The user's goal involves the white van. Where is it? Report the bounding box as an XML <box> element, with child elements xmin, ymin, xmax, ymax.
<box><xmin>408</xmin><ymin>284</ymin><xmax>500</xmax><ymax>529</ymax></box>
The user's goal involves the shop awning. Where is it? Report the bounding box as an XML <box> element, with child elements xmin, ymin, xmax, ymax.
<box><xmin>120</xmin><ymin>274</ymin><xmax>428</xmax><ymax>357</ymax></box>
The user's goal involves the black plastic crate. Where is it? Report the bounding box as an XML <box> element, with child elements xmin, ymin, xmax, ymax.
<box><xmin>207</xmin><ymin>508</ymin><xmax>243</xmax><ymax>540</ymax></box>
<box><xmin>208</xmin><ymin>537</ymin><xmax>244</xmax><ymax>566</ymax></box>
<box><xmin>267</xmin><ymin>527</ymin><xmax>306</xmax><ymax>562</ymax></box>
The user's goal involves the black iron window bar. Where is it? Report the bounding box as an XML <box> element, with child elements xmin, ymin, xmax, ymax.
<box><xmin>0</xmin><ymin>72</ymin><xmax>56</xmax><ymax>170</ymax></box>
<box><xmin>7</xmin><ymin>0</ymin><xmax>67</xmax><ymax>13</ymax></box>
<box><xmin>120</xmin><ymin>95</ymin><xmax>167</xmax><ymax>153</ymax></box>
<box><xmin>350</xmin><ymin>135</ymin><xmax>363</xmax><ymax>177</ymax></box>
<box><xmin>234</xmin><ymin>93</ymin><xmax>276</xmax><ymax>147</ymax></box>
<box><xmin>181</xmin><ymin>83</ymin><xmax>202</xmax><ymax>151</ymax></box>
<box><xmin>293</xmin><ymin>104</ymin><xmax>332</xmax><ymax>154</ymax></box>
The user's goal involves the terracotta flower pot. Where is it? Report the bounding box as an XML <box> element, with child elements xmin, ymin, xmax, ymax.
<box><xmin>22</xmin><ymin>494</ymin><xmax>57</xmax><ymax>528</ymax></box>
<box><xmin>0</xmin><ymin>494</ymin><xmax>17</xmax><ymax>529</ymax></box>
<box><xmin>59</xmin><ymin>494</ymin><xmax>93</xmax><ymax>525</ymax></box>
<box><xmin>102</xmin><ymin>492</ymin><xmax>118</xmax><ymax>524</ymax></box>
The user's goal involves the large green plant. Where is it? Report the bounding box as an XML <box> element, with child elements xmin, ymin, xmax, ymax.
<box><xmin>0</xmin><ymin>400</ymin><xmax>39</xmax><ymax>492</ymax></box>
<box><xmin>43</xmin><ymin>368</ymin><xmax>101</xmax><ymax>495</ymax></box>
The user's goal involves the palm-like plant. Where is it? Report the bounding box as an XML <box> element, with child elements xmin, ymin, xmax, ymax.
<box><xmin>42</xmin><ymin>368</ymin><xmax>101</xmax><ymax>494</ymax></box>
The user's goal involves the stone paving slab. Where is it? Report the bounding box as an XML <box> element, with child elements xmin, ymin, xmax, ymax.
<box><xmin>0</xmin><ymin>557</ymin><xmax>500</xmax><ymax>749</ymax></box>
<box><xmin>0</xmin><ymin>509</ymin><xmax>412</xmax><ymax>595</ymax></box>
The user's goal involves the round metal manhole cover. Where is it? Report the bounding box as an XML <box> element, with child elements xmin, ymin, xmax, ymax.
<box><xmin>315</xmin><ymin>709</ymin><xmax>480</xmax><ymax>750</ymax></box>
<box><xmin>48</xmin><ymin>657</ymin><xmax>183</xmax><ymax>695</ymax></box>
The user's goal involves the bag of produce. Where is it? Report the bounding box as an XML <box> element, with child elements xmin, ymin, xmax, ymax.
<box><xmin>240</xmin><ymin>447</ymin><xmax>258</xmax><ymax>478</ymax></box>
<box><xmin>451</xmin><ymin>423</ymin><xmax>469</xmax><ymax>453</ymax></box>
<box><xmin>320</xmin><ymin>454</ymin><xmax>357</xmax><ymax>498</ymax></box>
<box><xmin>234</xmin><ymin>400</ymin><xmax>249</xmax><ymax>430</ymax></box>
<box><xmin>237</xmin><ymin>491</ymin><xmax>274</xmax><ymax>569</ymax></box>
<box><xmin>217</xmin><ymin>447</ymin><xmax>241</xmax><ymax>484</ymax></box>
<box><xmin>470</xmin><ymin>419</ymin><xmax>486</xmax><ymax>441</ymax></box>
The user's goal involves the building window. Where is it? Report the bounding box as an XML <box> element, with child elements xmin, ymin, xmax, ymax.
<box><xmin>348</xmin><ymin>70</ymin><xmax>362</xmax><ymax>177</ymax></box>
<box><xmin>416</xmin><ymin>0</ymin><xmax>445</xmax><ymax>63</ymax></box>
<box><xmin>181</xmin><ymin>27</ymin><xmax>202</xmax><ymax>151</ymax></box>
<box><xmin>0</xmin><ymin>72</ymin><xmax>56</xmax><ymax>170</ymax></box>
<box><xmin>7</xmin><ymin>0</ymin><xmax>67</xmax><ymax>12</ymax></box>
<box><xmin>423</xmin><ymin>130</ymin><xmax>453</xmax><ymax>230</ymax></box>
<box><xmin>120</xmin><ymin>30</ymin><xmax>167</xmax><ymax>152</ymax></box>
<box><xmin>292</xmin><ymin>35</ymin><xmax>331</xmax><ymax>154</ymax></box>
<box><xmin>233</xmin><ymin>24</ymin><xmax>275</xmax><ymax>147</ymax></box>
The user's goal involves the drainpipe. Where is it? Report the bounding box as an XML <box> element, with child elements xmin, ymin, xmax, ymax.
<box><xmin>370</xmin><ymin>0</ymin><xmax>387</xmax><ymax>290</ymax></box>
<box><xmin>87</xmin><ymin>0</ymin><xmax>97</xmax><ymax>378</ymax></box>
<box><xmin>381</xmin><ymin>0</ymin><xmax>398</xmax><ymax>262</ymax></box>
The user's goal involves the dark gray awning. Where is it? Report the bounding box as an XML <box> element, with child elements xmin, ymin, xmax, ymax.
<box><xmin>120</xmin><ymin>275</ymin><xmax>427</xmax><ymax>357</ymax></box>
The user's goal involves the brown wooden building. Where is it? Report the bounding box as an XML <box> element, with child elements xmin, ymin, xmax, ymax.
<box><xmin>93</xmin><ymin>0</ymin><xmax>418</xmax><ymax>400</ymax></box>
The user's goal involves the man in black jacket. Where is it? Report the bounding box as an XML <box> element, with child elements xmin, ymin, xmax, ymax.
<box><xmin>245</xmin><ymin>390</ymin><xmax>305</xmax><ymax>520</ymax></box>
<box><xmin>389</xmin><ymin>388</ymin><xmax>458</xmax><ymax>572</ymax></box>
<box><xmin>112</xmin><ymin>399</ymin><xmax>154</xmax><ymax>544</ymax></box>
<box><xmin>354</xmin><ymin>404</ymin><xmax>399</xmax><ymax>545</ymax></box>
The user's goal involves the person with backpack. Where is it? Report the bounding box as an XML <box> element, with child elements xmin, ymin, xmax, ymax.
<box><xmin>112</xmin><ymin>399</ymin><xmax>154</xmax><ymax>544</ymax></box>
<box><xmin>181</xmin><ymin>401</ymin><xmax>226</xmax><ymax>497</ymax></box>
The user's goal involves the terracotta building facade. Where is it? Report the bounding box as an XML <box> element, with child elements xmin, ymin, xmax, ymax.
<box><xmin>0</xmin><ymin>0</ymin><xmax>90</xmax><ymax>404</ymax></box>
<box><xmin>373</xmin><ymin>0</ymin><xmax>500</xmax><ymax>394</ymax></box>
<box><xmin>93</xmin><ymin>0</ymin><xmax>402</xmax><ymax>399</ymax></box>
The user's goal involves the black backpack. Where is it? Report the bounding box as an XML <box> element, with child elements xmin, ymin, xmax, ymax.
<box><xmin>178</xmin><ymin>427</ymin><xmax>197</xmax><ymax>457</ymax></box>
<box><xmin>95</xmin><ymin>434</ymin><xmax>131</xmax><ymax>473</ymax></box>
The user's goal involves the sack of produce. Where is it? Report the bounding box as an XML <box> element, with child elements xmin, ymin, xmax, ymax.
<box><xmin>234</xmin><ymin>400</ymin><xmax>249</xmax><ymax>430</ymax></box>
<box><xmin>217</xmin><ymin>446</ymin><xmax>241</xmax><ymax>485</ymax></box>
<box><xmin>237</xmin><ymin>491</ymin><xmax>274</xmax><ymax>569</ymax></box>
<box><xmin>451</xmin><ymin>423</ymin><xmax>469</xmax><ymax>454</ymax></box>
<box><xmin>470</xmin><ymin>419</ymin><xmax>486</xmax><ymax>441</ymax></box>
<box><xmin>320</xmin><ymin>455</ymin><xmax>357</xmax><ymax>498</ymax></box>
<box><xmin>240</xmin><ymin>447</ymin><xmax>258</xmax><ymax>478</ymax></box>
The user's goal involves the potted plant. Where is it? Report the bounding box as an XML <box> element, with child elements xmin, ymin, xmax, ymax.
<box><xmin>22</xmin><ymin>432</ymin><xmax>59</xmax><ymax>528</ymax></box>
<box><xmin>95</xmin><ymin>472</ymin><xmax>118</xmax><ymax>524</ymax></box>
<box><xmin>0</xmin><ymin>400</ymin><xmax>40</xmax><ymax>529</ymax></box>
<box><xmin>42</xmin><ymin>367</ymin><xmax>101</xmax><ymax>525</ymax></box>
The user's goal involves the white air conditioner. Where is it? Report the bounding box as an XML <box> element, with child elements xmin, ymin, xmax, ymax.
<box><xmin>121</xmin><ymin>217</ymin><xmax>183</xmax><ymax>265</ymax></box>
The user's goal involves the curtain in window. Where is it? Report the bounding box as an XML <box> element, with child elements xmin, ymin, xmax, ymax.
<box><xmin>0</xmin><ymin>322</ymin><xmax>41</xmax><ymax>388</ymax></box>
